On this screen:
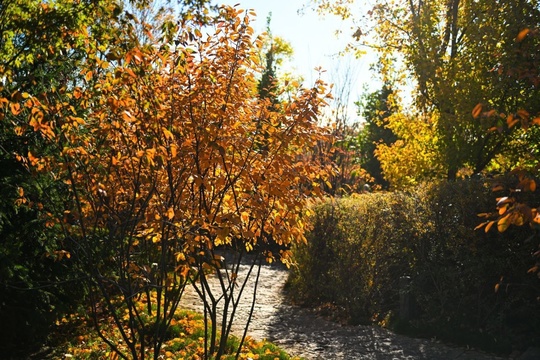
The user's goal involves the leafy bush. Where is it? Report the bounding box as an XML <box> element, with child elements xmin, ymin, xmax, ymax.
<box><xmin>0</xmin><ymin>159</ymin><xmax>85</xmax><ymax>357</ymax></box>
<box><xmin>289</xmin><ymin>179</ymin><xmax>540</xmax><ymax>353</ymax></box>
<box><xmin>289</xmin><ymin>192</ymin><xmax>428</xmax><ymax>324</ymax></box>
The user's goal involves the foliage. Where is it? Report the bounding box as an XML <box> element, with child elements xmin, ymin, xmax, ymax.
<box><xmin>257</xmin><ymin>13</ymin><xmax>294</xmax><ymax>106</ymax></box>
<box><xmin>289</xmin><ymin>180</ymin><xmax>540</xmax><ymax>353</ymax></box>
<box><xmin>288</xmin><ymin>192</ymin><xmax>425</xmax><ymax>323</ymax></box>
<box><xmin>1</xmin><ymin>2</ymin><xmax>332</xmax><ymax>359</ymax></box>
<box><xmin>355</xmin><ymin>85</ymin><xmax>397</xmax><ymax>189</ymax></box>
<box><xmin>53</xmin><ymin>295</ymin><xmax>303</xmax><ymax>360</ymax></box>
<box><xmin>375</xmin><ymin>112</ymin><xmax>445</xmax><ymax>189</ymax></box>
<box><xmin>0</xmin><ymin>153</ymin><xmax>85</xmax><ymax>356</ymax></box>
<box><xmin>309</xmin><ymin>0</ymin><xmax>540</xmax><ymax>180</ymax></box>
<box><xmin>0</xmin><ymin>0</ymin><xmax>127</xmax><ymax>355</ymax></box>
<box><xmin>472</xmin><ymin>27</ymin><xmax>540</xmax><ymax>277</ymax></box>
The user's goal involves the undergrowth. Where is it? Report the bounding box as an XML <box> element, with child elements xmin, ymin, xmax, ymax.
<box><xmin>50</xmin><ymin>294</ymin><xmax>302</xmax><ymax>360</ymax></box>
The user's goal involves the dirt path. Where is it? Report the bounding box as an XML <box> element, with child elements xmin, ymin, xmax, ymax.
<box><xmin>181</xmin><ymin>260</ymin><xmax>509</xmax><ymax>360</ymax></box>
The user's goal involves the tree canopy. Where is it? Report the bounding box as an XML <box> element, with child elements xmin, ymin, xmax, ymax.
<box><xmin>311</xmin><ymin>0</ymin><xmax>540</xmax><ymax>185</ymax></box>
<box><xmin>1</xmin><ymin>1</ymin><xmax>332</xmax><ymax>358</ymax></box>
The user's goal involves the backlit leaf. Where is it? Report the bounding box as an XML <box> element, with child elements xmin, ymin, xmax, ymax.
<box><xmin>497</xmin><ymin>214</ymin><xmax>511</xmax><ymax>232</ymax></box>
<box><xmin>485</xmin><ymin>220</ymin><xmax>495</xmax><ymax>233</ymax></box>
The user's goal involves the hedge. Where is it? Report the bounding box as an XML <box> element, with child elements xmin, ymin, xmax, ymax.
<box><xmin>288</xmin><ymin>179</ymin><xmax>540</xmax><ymax>353</ymax></box>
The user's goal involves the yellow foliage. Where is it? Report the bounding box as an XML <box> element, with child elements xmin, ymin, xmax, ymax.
<box><xmin>375</xmin><ymin>112</ymin><xmax>445</xmax><ymax>189</ymax></box>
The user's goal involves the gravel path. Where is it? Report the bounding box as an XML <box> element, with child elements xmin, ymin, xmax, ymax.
<box><xmin>181</xmin><ymin>260</ymin><xmax>510</xmax><ymax>360</ymax></box>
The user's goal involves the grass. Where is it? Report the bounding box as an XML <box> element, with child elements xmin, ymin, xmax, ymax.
<box><xmin>51</xmin><ymin>294</ymin><xmax>303</xmax><ymax>360</ymax></box>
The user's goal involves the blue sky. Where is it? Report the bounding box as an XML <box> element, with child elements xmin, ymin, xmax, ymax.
<box><xmin>218</xmin><ymin>0</ymin><xmax>378</xmax><ymax>123</ymax></box>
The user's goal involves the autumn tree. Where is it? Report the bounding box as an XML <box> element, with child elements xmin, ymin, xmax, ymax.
<box><xmin>310</xmin><ymin>0</ymin><xmax>540</xmax><ymax>180</ymax></box>
<box><xmin>2</xmin><ymin>4</ymin><xmax>331</xmax><ymax>359</ymax></box>
<box><xmin>474</xmin><ymin>28</ymin><xmax>540</xmax><ymax>277</ymax></box>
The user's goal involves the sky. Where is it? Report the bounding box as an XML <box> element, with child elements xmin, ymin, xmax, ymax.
<box><xmin>218</xmin><ymin>0</ymin><xmax>379</xmax><ymax>123</ymax></box>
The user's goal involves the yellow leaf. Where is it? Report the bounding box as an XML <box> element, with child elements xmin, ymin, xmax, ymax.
<box><xmin>163</xmin><ymin>128</ymin><xmax>174</xmax><ymax>140</ymax></box>
<box><xmin>497</xmin><ymin>214</ymin><xmax>511</xmax><ymax>232</ymax></box>
<box><xmin>85</xmin><ymin>70</ymin><xmax>93</xmax><ymax>82</ymax></box>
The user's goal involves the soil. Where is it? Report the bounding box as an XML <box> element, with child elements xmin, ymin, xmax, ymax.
<box><xmin>180</xmin><ymin>260</ymin><xmax>511</xmax><ymax>360</ymax></box>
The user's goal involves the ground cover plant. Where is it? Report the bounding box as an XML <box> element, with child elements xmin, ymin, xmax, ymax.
<box><xmin>51</xmin><ymin>292</ymin><xmax>301</xmax><ymax>360</ymax></box>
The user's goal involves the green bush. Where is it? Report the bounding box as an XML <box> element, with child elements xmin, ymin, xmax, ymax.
<box><xmin>289</xmin><ymin>192</ymin><xmax>428</xmax><ymax>324</ymax></box>
<box><xmin>0</xmin><ymin>158</ymin><xmax>86</xmax><ymax>357</ymax></box>
<box><xmin>288</xmin><ymin>179</ymin><xmax>540</xmax><ymax>353</ymax></box>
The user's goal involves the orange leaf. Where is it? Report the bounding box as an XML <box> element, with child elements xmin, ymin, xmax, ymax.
<box><xmin>517</xmin><ymin>109</ymin><xmax>529</xmax><ymax>119</ymax></box>
<box><xmin>10</xmin><ymin>102</ymin><xmax>21</xmax><ymax>115</ymax></box>
<box><xmin>485</xmin><ymin>220</ymin><xmax>495</xmax><ymax>233</ymax></box>
<box><xmin>507</xmin><ymin>116</ymin><xmax>519</xmax><ymax>129</ymax></box>
<box><xmin>491</xmin><ymin>184</ymin><xmax>504</xmax><ymax>192</ymax></box>
<box><xmin>472</xmin><ymin>103</ymin><xmax>483</xmax><ymax>118</ymax></box>
<box><xmin>166</xmin><ymin>207</ymin><xmax>175</xmax><ymax>220</ymax></box>
<box><xmin>73</xmin><ymin>87</ymin><xmax>83</xmax><ymax>99</ymax></box>
<box><xmin>474</xmin><ymin>221</ymin><xmax>488</xmax><ymax>230</ymax></box>
<box><xmin>532</xmin><ymin>117</ymin><xmax>540</xmax><ymax>126</ymax></box>
<box><xmin>516</xmin><ymin>28</ymin><xmax>530</xmax><ymax>42</ymax></box>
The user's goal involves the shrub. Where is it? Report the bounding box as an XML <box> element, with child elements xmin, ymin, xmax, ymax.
<box><xmin>289</xmin><ymin>179</ymin><xmax>540</xmax><ymax>353</ymax></box>
<box><xmin>289</xmin><ymin>192</ymin><xmax>428</xmax><ymax>324</ymax></box>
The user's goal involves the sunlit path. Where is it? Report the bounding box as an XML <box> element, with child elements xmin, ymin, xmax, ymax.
<box><xmin>181</xmin><ymin>261</ymin><xmax>509</xmax><ymax>360</ymax></box>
